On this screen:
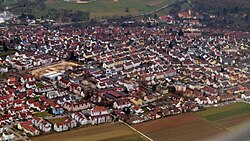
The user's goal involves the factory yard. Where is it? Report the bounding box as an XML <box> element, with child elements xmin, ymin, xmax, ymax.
<box><xmin>30</xmin><ymin>61</ymin><xmax>80</xmax><ymax>77</ymax></box>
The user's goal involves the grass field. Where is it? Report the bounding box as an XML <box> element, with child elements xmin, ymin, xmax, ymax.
<box><xmin>196</xmin><ymin>102</ymin><xmax>250</xmax><ymax>129</ymax></box>
<box><xmin>133</xmin><ymin>113</ymin><xmax>225</xmax><ymax>141</ymax></box>
<box><xmin>45</xmin><ymin>0</ymin><xmax>175</xmax><ymax>18</ymax></box>
<box><xmin>31</xmin><ymin>122</ymin><xmax>146</xmax><ymax>141</ymax></box>
<box><xmin>3</xmin><ymin>0</ymin><xmax>17</xmax><ymax>5</ymax></box>
<box><xmin>47</xmin><ymin>117</ymin><xmax>67</xmax><ymax>124</ymax></box>
<box><xmin>0</xmin><ymin>50</ymin><xmax>16</xmax><ymax>57</ymax></box>
<box><xmin>33</xmin><ymin>111</ymin><xmax>53</xmax><ymax>117</ymax></box>
<box><xmin>30</xmin><ymin>61</ymin><xmax>80</xmax><ymax>77</ymax></box>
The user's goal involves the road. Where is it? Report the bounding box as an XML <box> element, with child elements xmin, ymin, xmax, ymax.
<box><xmin>202</xmin><ymin>98</ymin><xmax>250</xmax><ymax>108</ymax></box>
<box><xmin>119</xmin><ymin>120</ymin><xmax>153</xmax><ymax>141</ymax></box>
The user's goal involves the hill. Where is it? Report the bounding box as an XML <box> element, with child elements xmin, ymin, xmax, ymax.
<box><xmin>191</xmin><ymin>0</ymin><xmax>250</xmax><ymax>31</ymax></box>
<box><xmin>1</xmin><ymin>0</ymin><xmax>176</xmax><ymax>22</ymax></box>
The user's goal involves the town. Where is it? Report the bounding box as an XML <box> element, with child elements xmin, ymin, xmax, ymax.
<box><xmin>0</xmin><ymin>9</ymin><xmax>249</xmax><ymax>141</ymax></box>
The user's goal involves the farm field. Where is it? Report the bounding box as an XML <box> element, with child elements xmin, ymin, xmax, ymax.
<box><xmin>196</xmin><ymin>102</ymin><xmax>250</xmax><ymax>129</ymax></box>
<box><xmin>45</xmin><ymin>0</ymin><xmax>176</xmax><ymax>18</ymax></box>
<box><xmin>31</xmin><ymin>122</ymin><xmax>146</xmax><ymax>141</ymax></box>
<box><xmin>133</xmin><ymin>113</ymin><xmax>225</xmax><ymax>141</ymax></box>
<box><xmin>30</xmin><ymin>61</ymin><xmax>80</xmax><ymax>77</ymax></box>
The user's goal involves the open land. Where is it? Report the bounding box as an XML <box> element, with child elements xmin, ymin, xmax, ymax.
<box><xmin>4</xmin><ymin>0</ymin><xmax>176</xmax><ymax>18</ymax></box>
<box><xmin>31</xmin><ymin>122</ymin><xmax>146</xmax><ymax>141</ymax></box>
<box><xmin>30</xmin><ymin>61</ymin><xmax>80</xmax><ymax>77</ymax></box>
<box><xmin>196</xmin><ymin>102</ymin><xmax>250</xmax><ymax>130</ymax></box>
<box><xmin>45</xmin><ymin>0</ymin><xmax>175</xmax><ymax>18</ymax></box>
<box><xmin>132</xmin><ymin>113</ymin><xmax>225</xmax><ymax>141</ymax></box>
<box><xmin>0</xmin><ymin>50</ymin><xmax>16</xmax><ymax>57</ymax></box>
<box><xmin>47</xmin><ymin>117</ymin><xmax>68</xmax><ymax>124</ymax></box>
<box><xmin>32</xmin><ymin>111</ymin><xmax>53</xmax><ymax>118</ymax></box>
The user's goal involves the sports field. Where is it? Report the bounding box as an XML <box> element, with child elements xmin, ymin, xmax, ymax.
<box><xmin>31</xmin><ymin>122</ymin><xmax>146</xmax><ymax>141</ymax></box>
<box><xmin>133</xmin><ymin>113</ymin><xmax>225</xmax><ymax>141</ymax></box>
<box><xmin>30</xmin><ymin>61</ymin><xmax>80</xmax><ymax>77</ymax></box>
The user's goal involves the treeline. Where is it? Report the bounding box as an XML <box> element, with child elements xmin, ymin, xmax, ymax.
<box><xmin>1</xmin><ymin>0</ymin><xmax>89</xmax><ymax>22</ymax></box>
<box><xmin>192</xmin><ymin>0</ymin><xmax>250</xmax><ymax>31</ymax></box>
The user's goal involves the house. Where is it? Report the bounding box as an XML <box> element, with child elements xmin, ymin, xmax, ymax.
<box><xmin>2</xmin><ymin>131</ymin><xmax>15</xmax><ymax>140</ymax></box>
<box><xmin>113</xmin><ymin>98</ymin><xmax>132</xmax><ymax>109</ymax></box>
<box><xmin>194</xmin><ymin>96</ymin><xmax>208</xmax><ymax>105</ymax></box>
<box><xmin>35</xmin><ymin>85</ymin><xmax>54</xmax><ymax>93</ymax></box>
<box><xmin>69</xmin><ymin>83</ymin><xmax>82</xmax><ymax>94</ymax></box>
<box><xmin>202</xmin><ymin>86</ymin><xmax>218</xmax><ymax>96</ymax></box>
<box><xmin>54</xmin><ymin>118</ymin><xmax>77</xmax><ymax>132</ymax></box>
<box><xmin>143</xmin><ymin>94</ymin><xmax>157</xmax><ymax>103</ymax></box>
<box><xmin>71</xmin><ymin>112</ymin><xmax>88</xmax><ymax>125</ymax></box>
<box><xmin>131</xmin><ymin>106</ymin><xmax>144</xmax><ymax>114</ymax></box>
<box><xmin>51</xmin><ymin>107</ymin><xmax>64</xmax><ymax>115</ymax></box>
<box><xmin>26</xmin><ymin>81</ymin><xmax>36</xmax><ymax>89</ymax></box>
<box><xmin>58</xmin><ymin>79</ymin><xmax>71</xmax><ymax>89</ymax></box>
<box><xmin>7</xmin><ymin>77</ymin><xmax>17</xmax><ymax>86</ymax></box>
<box><xmin>18</xmin><ymin>120</ymin><xmax>40</xmax><ymax>136</ymax></box>
<box><xmin>178</xmin><ymin>10</ymin><xmax>192</xmax><ymax>19</ymax></box>
<box><xmin>130</xmin><ymin>97</ymin><xmax>143</xmax><ymax>106</ymax></box>
<box><xmin>218</xmin><ymin>94</ymin><xmax>235</xmax><ymax>102</ymax></box>
<box><xmin>207</xmin><ymin>96</ymin><xmax>218</xmax><ymax>105</ymax></box>
<box><xmin>63</xmin><ymin>101</ymin><xmax>91</xmax><ymax>112</ymax></box>
<box><xmin>21</xmin><ymin>76</ymin><xmax>35</xmax><ymax>83</ymax></box>
<box><xmin>241</xmin><ymin>92</ymin><xmax>250</xmax><ymax>100</ymax></box>
<box><xmin>89</xmin><ymin>106</ymin><xmax>111</xmax><ymax>125</ymax></box>
<box><xmin>54</xmin><ymin>123</ymin><xmax>68</xmax><ymax>132</ymax></box>
<box><xmin>32</xmin><ymin>116</ymin><xmax>52</xmax><ymax>132</ymax></box>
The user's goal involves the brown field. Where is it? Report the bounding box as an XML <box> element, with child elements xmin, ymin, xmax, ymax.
<box><xmin>216</xmin><ymin>114</ymin><xmax>250</xmax><ymax>129</ymax></box>
<box><xmin>31</xmin><ymin>122</ymin><xmax>145</xmax><ymax>141</ymax></box>
<box><xmin>30</xmin><ymin>61</ymin><xmax>80</xmax><ymax>77</ymax></box>
<box><xmin>133</xmin><ymin>113</ymin><xmax>225</xmax><ymax>141</ymax></box>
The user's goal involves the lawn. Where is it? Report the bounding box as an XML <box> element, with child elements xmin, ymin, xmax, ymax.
<box><xmin>0</xmin><ymin>50</ymin><xmax>16</xmax><ymax>57</ymax></box>
<box><xmin>45</xmin><ymin>0</ymin><xmax>176</xmax><ymax>18</ymax></box>
<box><xmin>3</xmin><ymin>0</ymin><xmax>17</xmax><ymax>5</ymax></box>
<box><xmin>133</xmin><ymin>113</ymin><xmax>225</xmax><ymax>141</ymax></box>
<box><xmin>36</xmin><ymin>83</ymin><xmax>44</xmax><ymax>88</ymax></box>
<box><xmin>33</xmin><ymin>111</ymin><xmax>53</xmax><ymax>117</ymax></box>
<box><xmin>47</xmin><ymin>117</ymin><xmax>67</xmax><ymax>124</ymax></box>
<box><xmin>196</xmin><ymin>102</ymin><xmax>250</xmax><ymax>129</ymax></box>
<box><xmin>31</xmin><ymin>122</ymin><xmax>146</xmax><ymax>141</ymax></box>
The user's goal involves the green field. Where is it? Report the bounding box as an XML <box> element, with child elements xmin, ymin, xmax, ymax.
<box><xmin>31</xmin><ymin>122</ymin><xmax>146</xmax><ymax>141</ymax></box>
<box><xmin>47</xmin><ymin>117</ymin><xmax>67</xmax><ymax>124</ymax></box>
<box><xmin>3</xmin><ymin>0</ymin><xmax>176</xmax><ymax>21</ymax></box>
<box><xmin>0</xmin><ymin>50</ymin><xmax>16</xmax><ymax>57</ymax></box>
<box><xmin>33</xmin><ymin>111</ymin><xmax>53</xmax><ymax>117</ymax></box>
<box><xmin>3</xmin><ymin>0</ymin><xmax>17</xmax><ymax>5</ymax></box>
<box><xmin>196</xmin><ymin>103</ymin><xmax>250</xmax><ymax>129</ymax></box>
<box><xmin>46</xmin><ymin>0</ymin><xmax>175</xmax><ymax>18</ymax></box>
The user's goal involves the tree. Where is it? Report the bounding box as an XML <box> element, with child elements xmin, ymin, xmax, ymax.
<box><xmin>125</xmin><ymin>7</ymin><xmax>129</xmax><ymax>13</ymax></box>
<box><xmin>178</xmin><ymin>29</ymin><xmax>184</xmax><ymax>36</ymax></box>
<box><xmin>3</xmin><ymin>41</ymin><xmax>8</xmax><ymax>52</ymax></box>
